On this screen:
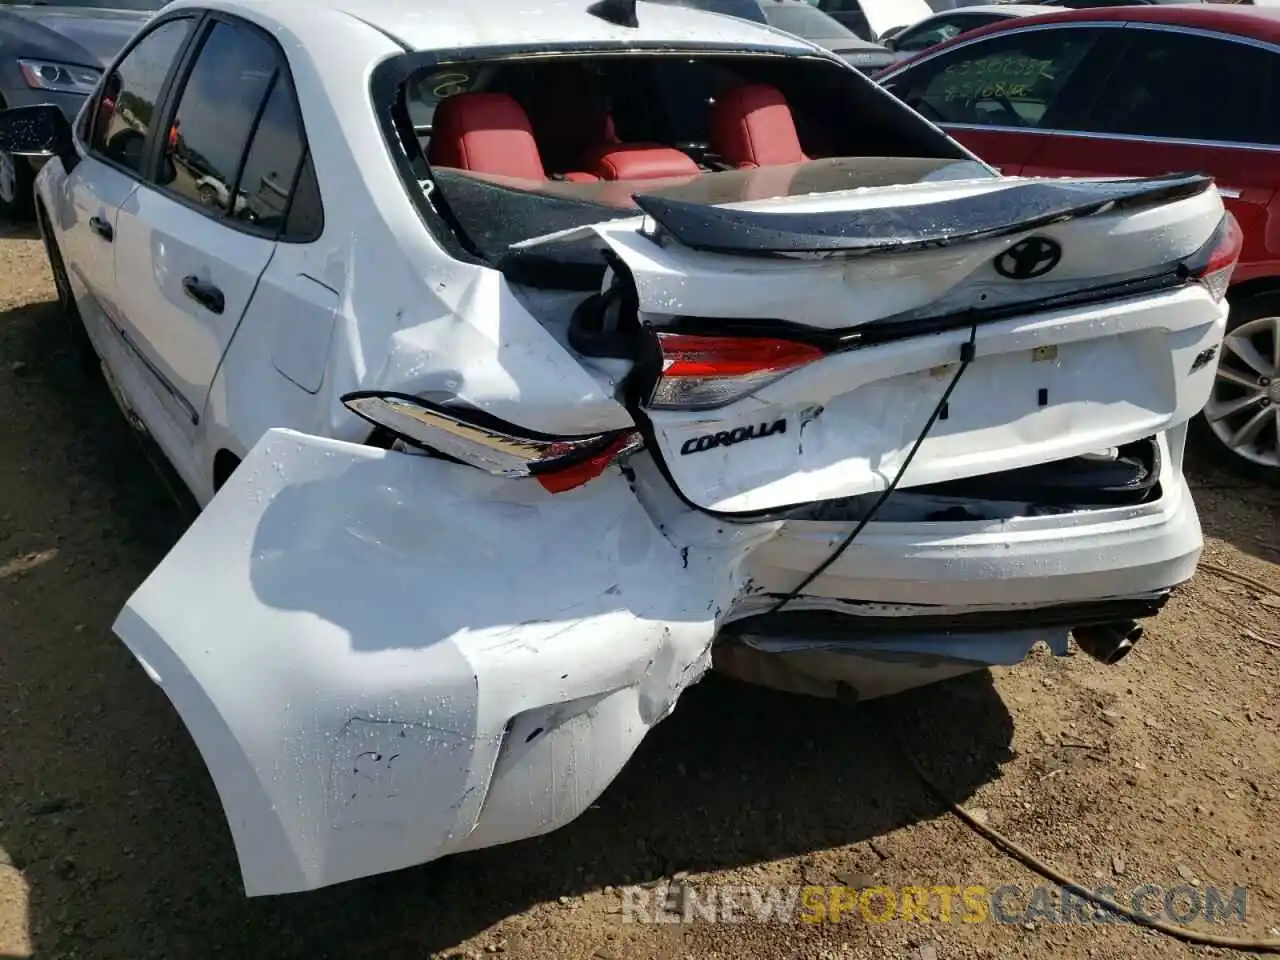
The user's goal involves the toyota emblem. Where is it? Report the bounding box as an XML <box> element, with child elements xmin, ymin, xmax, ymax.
<box><xmin>994</xmin><ymin>236</ymin><xmax>1063</xmax><ymax>280</ymax></box>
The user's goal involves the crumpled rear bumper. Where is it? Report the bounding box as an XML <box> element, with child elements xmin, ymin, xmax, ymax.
<box><xmin>113</xmin><ymin>429</ymin><xmax>748</xmax><ymax>896</ymax></box>
<box><xmin>112</xmin><ymin>428</ymin><xmax>1201</xmax><ymax>896</ymax></box>
<box><xmin>628</xmin><ymin>437</ymin><xmax>1201</xmax><ymax>700</ymax></box>
<box><xmin>724</xmin><ymin>426</ymin><xmax>1202</xmax><ymax>616</ymax></box>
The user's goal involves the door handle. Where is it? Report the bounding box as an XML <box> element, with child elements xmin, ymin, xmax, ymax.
<box><xmin>181</xmin><ymin>275</ymin><xmax>225</xmax><ymax>315</ymax></box>
<box><xmin>88</xmin><ymin>215</ymin><xmax>113</xmax><ymax>241</ymax></box>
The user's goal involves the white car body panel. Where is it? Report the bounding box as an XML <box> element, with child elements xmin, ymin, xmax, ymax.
<box><xmin>58</xmin><ymin>158</ymin><xmax>133</xmax><ymax>338</ymax></box>
<box><xmin>595</xmin><ymin>185</ymin><xmax>1226</xmax><ymax>513</ymax></box>
<box><xmin>114</xmin><ymin>428</ymin><xmax>745</xmax><ymax>896</ymax></box>
<box><xmin>591</xmin><ymin>178</ymin><xmax>1222</xmax><ymax>326</ymax></box>
<box><xmin>113</xmin><ymin>188</ymin><xmax>277</xmax><ymax>435</ymax></box>
<box><xmin>624</xmin><ymin>426</ymin><xmax>1204</xmax><ymax>613</ymax></box>
<box><xmin>16</xmin><ymin>0</ymin><xmax>1231</xmax><ymax>897</ymax></box>
<box><xmin>751</xmin><ymin>481</ymin><xmax>1202</xmax><ymax>613</ymax></box>
<box><xmin>640</xmin><ymin>285</ymin><xmax>1225</xmax><ymax>513</ymax></box>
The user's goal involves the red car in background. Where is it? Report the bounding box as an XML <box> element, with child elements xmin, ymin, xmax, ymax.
<box><xmin>878</xmin><ymin>5</ymin><xmax>1280</xmax><ymax>480</ymax></box>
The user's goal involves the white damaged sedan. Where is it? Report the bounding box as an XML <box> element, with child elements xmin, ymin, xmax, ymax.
<box><xmin>0</xmin><ymin>0</ymin><xmax>1240</xmax><ymax>896</ymax></box>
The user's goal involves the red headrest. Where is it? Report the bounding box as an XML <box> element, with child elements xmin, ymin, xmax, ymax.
<box><xmin>711</xmin><ymin>83</ymin><xmax>808</xmax><ymax>169</ymax></box>
<box><xmin>578</xmin><ymin>143</ymin><xmax>700</xmax><ymax>181</ymax></box>
<box><xmin>428</xmin><ymin>92</ymin><xmax>546</xmax><ymax>180</ymax></box>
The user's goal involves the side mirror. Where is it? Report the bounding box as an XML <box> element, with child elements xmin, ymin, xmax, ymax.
<box><xmin>0</xmin><ymin>103</ymin><xmax>74</xmax><ymax>159</ymax></box>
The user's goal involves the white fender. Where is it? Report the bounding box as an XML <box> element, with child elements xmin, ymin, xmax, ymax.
<box><xmin>113</xmin><ymin>429</ymin><xmax>737</xmax><ymax>895</ymax></box>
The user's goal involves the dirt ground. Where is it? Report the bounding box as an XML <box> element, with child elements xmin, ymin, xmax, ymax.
<box><xmin>0</xmin><ymin>219</ymin><xmax>1277</xmax><ymax>960</ymax></box>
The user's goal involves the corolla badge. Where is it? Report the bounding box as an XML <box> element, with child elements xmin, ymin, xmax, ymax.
<box><xmin>680</xmin><ymin>418</ymin><xmax>787</xmax><ymax>455</ymax></box>
<box><xmin>994</xmin><ymin>236</ymin><xmax>1063</xmax><ymax>280</ymax></box>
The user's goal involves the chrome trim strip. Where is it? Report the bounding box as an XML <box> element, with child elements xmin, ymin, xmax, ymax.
<box><xmin>103</xmin><ymin>311</ymin><xmax>201</xmax><ymax>425</ymax></box>
<box><xmin>1123</xmin><ymin>20</ymin><xmax>1280</xmax><ymax>56</ymax></box>
<box><xmin>342</xmin><ymin>392</ymin><xmax>637</xmax><ymax>477</ymax></box>
<box><xmin>940</xmin><ymin>121</ymin><xmax>1280</xmax><ymax>155</ymax></box>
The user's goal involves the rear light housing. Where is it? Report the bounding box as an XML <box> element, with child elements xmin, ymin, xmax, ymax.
<box><xmin>648</xmin><ymin>331</ymin><xmax>824</xmax><ymax>410</ymax></box>
<box><xmin>1182</xmin><ymin>211</ymin><xmax>1243</xmax><ymax>304</ymax></box>
<box><xmin>341</xmin><ymin>391</ymin><xmax>642</xmax><ymax>493</ymax></box>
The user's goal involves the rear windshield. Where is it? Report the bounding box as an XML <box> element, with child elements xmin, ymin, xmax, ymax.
<box><xmin>379</xmin><ymin>50</ymin><xmax>983</xmax><ymax>273</ymax></box>
<box><xmin>642</xmin><ymin>0</ymin><xmax>770</xmax><ymax>23</ymax></box>
<box><xmin>763</xmin><ymin>3</ymin><xmax>861</xmax><ymax>41</ymax></box>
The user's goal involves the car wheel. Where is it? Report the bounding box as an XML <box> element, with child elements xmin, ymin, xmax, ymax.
<box><xmin>1193</xmin><ymin>292</ymin><xmax>1280</xmax><ymax>483</ymax></box>
<box><xmin>37</xmin><ymin>206</ymin><xmax>98</xmax><ymax>374</ymax></box>
<box><xmin>0</xmin><ymin>148</ymin><xmax>36</xmax><ymax>221</ymax></box>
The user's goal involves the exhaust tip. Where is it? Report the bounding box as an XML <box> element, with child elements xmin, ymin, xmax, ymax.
<box><xmin>1072</xmin><ymin>621</ymin><xmax>1144</xmax><ymax>665</ymax></box>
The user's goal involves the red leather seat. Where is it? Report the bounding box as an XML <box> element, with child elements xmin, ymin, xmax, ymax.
<box><xmin>427</xmin><ymin>88</ymin><xmax>694</xmax><ymax>184</ymax></box>
<box><xmin>523</xmin><ymin>64</ymin><xmax>698</xmax><ymax>181</ymax></box>
<box><xmin>577</xmin><ymin>142</ymin><xmax>700</xmax><ymax>181</ymax></box>
<box><xmin>427</xmin><ymin>92</ymin><xmax>549</xmax><ymax>180</ymax></box>
<box><xmin>711</xmin><ymin>83</ymin><xmax>809</xmax><ymax>169</ymax></box>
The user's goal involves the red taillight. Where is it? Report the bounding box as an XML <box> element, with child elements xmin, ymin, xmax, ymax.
<box><xmin>1189</xmin><ymin>212</ymin><xmax>1243</xmax><ymax>304</ymax></box>
<box><xmin>649</xmin><ymin>332</ymin><xmax>824</xmax><ymax>410</ymax></box>
<box><xmin>534</xmin><ymin>433</ymin><xmax>641</xmax><ymax>493</ymax></box>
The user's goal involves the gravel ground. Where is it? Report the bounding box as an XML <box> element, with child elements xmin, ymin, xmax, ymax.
<box><xmin>0</xmin><ymin>221</ymin><xmax>1277</xmax><ymax>960</ymax></box>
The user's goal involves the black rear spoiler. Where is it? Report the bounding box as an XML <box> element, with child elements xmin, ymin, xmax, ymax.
<box><xmin>632</xmin><ymin>173</ymin><xmax>1213</xmax><ymax>257</ymax></box>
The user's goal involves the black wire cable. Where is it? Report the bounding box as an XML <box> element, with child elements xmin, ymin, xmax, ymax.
<box><xmin>766</xmin><ymin>320</ymin><xmax>980</xmax><ymax>616</ymax></box>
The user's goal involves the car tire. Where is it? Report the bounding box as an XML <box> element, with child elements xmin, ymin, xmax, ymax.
<box><xmin>1192</xmin><ymin>291</ymin><xmax>1280</xmax><ymax>484</ymax></box>
<box><xmin>0</xmin><ymin>148</ymin><xmax>36</xmax><ymax>222</ymax></box>
<box><xmin>37</xmin><ymin>204</ymin><xmax>99</xmax><ymax>375</ymax></box>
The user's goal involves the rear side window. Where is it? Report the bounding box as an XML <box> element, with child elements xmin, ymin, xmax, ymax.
<box><xmin>234</xmin><ymin>76</ymin><xmax>311</xmax><ymax>234</ymax></box>
<box><xmin>1083</xmin><ymin>30</ymin><xmax>1280</xmax><ymax>145</ymax></box>
<box><xmin>151</xmin><ymin>17</ymin><xmax>323</xmax><ymax>240</ymax></box>
<box><xmin>887</xmin><ymin>28</ymin><xmax>1100</xmax><ymax>129</ymax></box>
<box><xmin>89</xmin><ymin>18</ymin><xmax>195</xmax><ymax>172</ymax></box>
<box><xmin>283</xmin><ymin>153</ymin><xmax>323</xmax><ymax>240</ymax></box>
<box><xmin>155</xmin><ymin>21</ymin><xmax>277</xmax><ymax>212</ymax></box>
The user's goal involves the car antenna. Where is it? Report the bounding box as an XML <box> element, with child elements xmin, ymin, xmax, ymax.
<box><xmin>587</xmin><ymin>0</ymin><xmax>639</xmax><ymax>27</ymax></box>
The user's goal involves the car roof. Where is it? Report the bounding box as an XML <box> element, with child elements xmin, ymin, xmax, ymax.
<box><xmin>925</xmin><ymin>2</ymin><xmax>1280</xmax><ymax>47</ymax></box>
<box><xmin>180</xmin><ymin>0</ymin><xmax>813</xmax><ymax>55</ymax></box>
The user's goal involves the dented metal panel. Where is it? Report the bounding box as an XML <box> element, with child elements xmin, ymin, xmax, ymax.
<box><xmin>112</xmin><ymin>429</ymin><xmax>742</xmax><ymax>895</ymax></box>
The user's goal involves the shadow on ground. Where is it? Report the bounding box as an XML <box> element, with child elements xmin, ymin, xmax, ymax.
<box><xmin>0</xmin><ymin>222</ymin><xmax>38</xmax><ymax>242</ymax></box>
<box><xmin>1184</xmin><ymin>454</ymin><xmax>1280</xmax><ymax>567</ymax></box>
<box><xmin>0</xmin><ymin>295</ymin><xmax>1067</xmax><ymax>959</ymax></box>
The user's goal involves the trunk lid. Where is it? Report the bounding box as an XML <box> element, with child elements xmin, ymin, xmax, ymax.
<box><xmin>575</xmin><ymin>170</ymin><xmax>1228</xmax><ymax>515</ymax></box>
